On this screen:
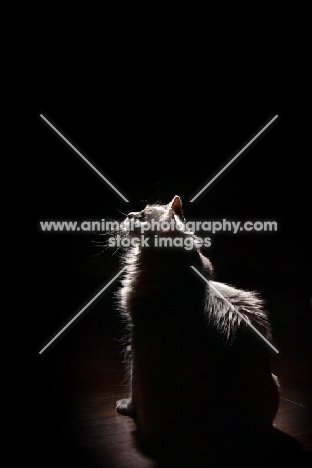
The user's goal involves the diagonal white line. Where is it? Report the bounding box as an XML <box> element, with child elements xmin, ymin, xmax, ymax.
<box><xmin>39</xmin><ymin>267</ymin><xmax>127</xmax><ymax>354</ymax></box>
<box><xmin>40</xmin><ymin>114</ymin><xmax>129</xmax><ymax>202</ymax></box>
<box><xmin>191</xmin><ymin>266</ymin><xmax>279</xmax><ymax>353</ymax></box>
<box><xmin>280</xmin><ymin>397</ymin><xmax>306</xmax><ymax>408</ymax></box>
<box><xmin>190</xmin><ymin>115</ymin><xmax>278</xmax><ymax>202</ymax></box>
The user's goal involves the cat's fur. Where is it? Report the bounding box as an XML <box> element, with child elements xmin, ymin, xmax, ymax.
<box><xmin>114</xmin><ymin>195</ymin><xmax>296</xmax><ymax>465</ymax></box>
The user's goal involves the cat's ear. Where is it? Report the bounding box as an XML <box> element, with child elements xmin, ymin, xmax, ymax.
<box><xmin>169</xmin><ymin>195</ymin><xmax>185</xmax><ymax>220</ymax></box>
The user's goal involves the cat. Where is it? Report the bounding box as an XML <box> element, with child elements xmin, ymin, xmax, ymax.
<box><xmin>113</xmin><ymin>195</ymin><xmax>298</xmax><ymax>466</ymax></box>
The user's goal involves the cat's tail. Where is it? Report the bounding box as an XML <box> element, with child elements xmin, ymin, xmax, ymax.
<box><xmin>205</xmin><ymin>281</ymin><xmax>271</xmax><ymax>343</ymax></box>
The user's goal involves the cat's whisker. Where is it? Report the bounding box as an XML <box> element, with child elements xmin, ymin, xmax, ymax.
<box><xmin>111</xmin><ymin>242</ymin><xmax>127</xmax><ymax>256</ymax></box>
<box><xmin>116</xmin><ymin>208</ymin><xmax>128</xmax><ymax>216</ymax></box>
<box><xmin>91</xmin><ymin>248</ymin><xmax>110</xmax><ymax>257</ymax></box>
<box><xmin>93</xmin><ymin>232</ymin><xmax>112</xmax><ymax>236</ymax></box>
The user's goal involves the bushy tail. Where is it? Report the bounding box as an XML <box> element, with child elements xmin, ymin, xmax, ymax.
<box><xmin>205</xmin><ymin>281</ymin><xmax>271</xmax><ymax>342</ymax></box>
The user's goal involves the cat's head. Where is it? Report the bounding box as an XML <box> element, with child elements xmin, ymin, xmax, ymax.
<box><xmin>100</xmin><ymin>195</ymin><xmax>213</xmax><ymax>271</ymax></box>
<box><xmin>123</xmin><ymin>195</ymin><xmax>186</xmax><ymax>238</ymax></box>
<box><xmin>120</xmin><ymin>195</ymin><xmax>213</xmax><ymax>270</ymax></box>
